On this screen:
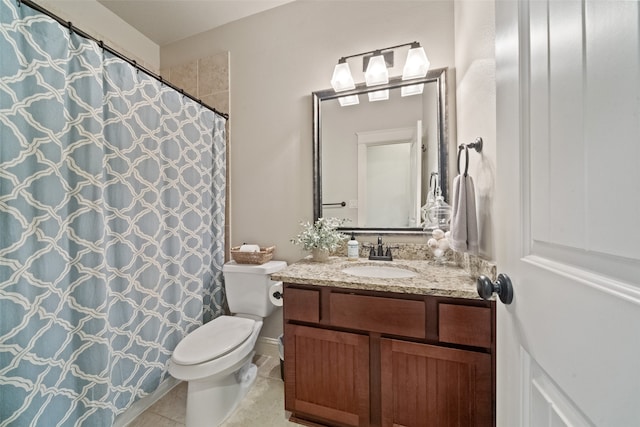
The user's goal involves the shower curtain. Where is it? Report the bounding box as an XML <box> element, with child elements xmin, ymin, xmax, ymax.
<box><xmin>0</xmin><ymin>0</ymin><xmax>226</xmax><ymax>425</ymax></box>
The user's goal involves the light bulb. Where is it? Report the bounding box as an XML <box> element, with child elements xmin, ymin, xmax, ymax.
<box><xmin>364</xmin><ymin>54</ymin><xmax>389</xmax><ymax>86</ymax></box>
<box><xmin>331</xmin><ymin>61</ymin><xmax>355</xmax><ymax>92</ymax></box>
<box><xmin>368</xmin><ymin>89</ymin><xmax>389</xmax><ymax>102</ymax></box>
<box><xmin>338</xmin><ymin>95</ymin><xmax>359</xmax><ymax>106</ymax></box>
<box><xmin>401</xmin><ymin>84</ymin><xmax>424</xmax><ymax>97</ymax></box>
<box><xmin>402</xmin><ymin>45</ymin><xmax>430</xmax><ymax>80</ymax></box>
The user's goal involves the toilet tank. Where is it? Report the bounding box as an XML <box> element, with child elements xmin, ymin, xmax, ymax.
<box><xmin>222</xmin><ymin>260</ymin><xmax>287</xmax><ymax>317</ymax></box>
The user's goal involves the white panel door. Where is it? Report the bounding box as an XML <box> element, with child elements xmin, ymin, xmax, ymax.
<box><xmin>495</xmin><ymin>1</ymin><xmax>640</xmax><ymax>426</ymax></box>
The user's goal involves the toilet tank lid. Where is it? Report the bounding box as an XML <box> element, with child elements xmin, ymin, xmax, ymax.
<box><xmin>172</xmin><ymin>316</ymin><xmax>255</xmax><ymax>365</ymax></box>
<box><xmin>223</xmin><ymin>260</ymin><xmax>287</xmax><ymax>274</ymax></box>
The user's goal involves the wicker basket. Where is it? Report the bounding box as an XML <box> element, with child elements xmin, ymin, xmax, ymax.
<box><xmin>230</xmin><ymin>246</ymin><xmax>275</xmax><ymax>264</ymax></box>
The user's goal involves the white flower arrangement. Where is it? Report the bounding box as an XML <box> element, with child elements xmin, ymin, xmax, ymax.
<box><xmin>291</xmin><ymin>217</ymin><xmax>347</xmax><ymax>252</ymax></box>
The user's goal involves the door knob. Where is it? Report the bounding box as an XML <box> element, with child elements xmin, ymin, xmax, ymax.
<box><xmin>477</xmin><ymin>273</ymin><xmax>513</xmax><ymax>304</ymax></box>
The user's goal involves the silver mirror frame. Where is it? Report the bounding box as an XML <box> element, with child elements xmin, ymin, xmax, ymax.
<box><xmin>312</xmin><ymin>67</ymin><xmax>449</xmax><ymax>234</ymax></box>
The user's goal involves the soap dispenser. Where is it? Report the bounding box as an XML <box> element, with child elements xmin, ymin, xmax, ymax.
<box><xmin>347</xmin><ymin>232</ymin><xmax>359</xmax><ymax>260</ymax></box>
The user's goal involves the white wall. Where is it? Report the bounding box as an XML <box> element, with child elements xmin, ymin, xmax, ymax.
<box><xmin>35</xmin><ymin>0</ymin><xmax>159</xmax><ymax>71</ymax></box>
<box><xmin>454</xmin><ymin>0</ymin><xmax>497</xmax><ymax>261</ymax></box>
<box><xmin>162</xmin><ymin>1</ymin><xmax>456</xmax><ymax>264</ymax></box>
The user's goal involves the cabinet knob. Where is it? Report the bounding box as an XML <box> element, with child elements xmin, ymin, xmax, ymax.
<box><xmin>477</xmin><ymin>273</ymin><xmax>513</xmax><ymax>305</ymax></box>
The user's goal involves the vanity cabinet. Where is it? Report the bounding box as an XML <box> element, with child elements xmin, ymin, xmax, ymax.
<box><xmin>283</xmin><ymin>284</ymin><xmax>495</xmax><ymax>427</ymax></box>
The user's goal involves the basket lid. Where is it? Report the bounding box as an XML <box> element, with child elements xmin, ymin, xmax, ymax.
<box><xmin>223</xmin><ymin>260</ymin><xmax>287</xmax><ymax>274</ymax></box>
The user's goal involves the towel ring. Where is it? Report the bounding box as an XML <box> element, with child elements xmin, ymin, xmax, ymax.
<box><xmin>457</xmin><ymin>145</ymin><xmax>469</xmax><ymax>177</ymax></box>
<box><xmin>457</xmin><ymin>137</ymin><xmax>483</xmax><ymax>177</ymax></box>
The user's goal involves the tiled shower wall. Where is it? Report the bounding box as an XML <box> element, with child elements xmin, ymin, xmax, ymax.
<box><xmin>160</xmin><ymin>53</ymin><xmax>230</xmax><ymax>115</ymax></box>
<box><xmin>161</xmin><ymin>53</ymin><xmax>232</xmax><ymax>260</ymax></box>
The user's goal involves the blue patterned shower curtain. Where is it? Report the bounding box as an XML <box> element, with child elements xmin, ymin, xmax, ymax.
<box><xmin>0</xmin><ymin>0</ymin><xmax>226</xmax><ymax>425</ymax></box>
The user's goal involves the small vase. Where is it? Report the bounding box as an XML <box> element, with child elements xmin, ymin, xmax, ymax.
<box><xmin>311</xmin><ymin>248</ymin><xmax>329</xmax><ymax>262</ymax></box>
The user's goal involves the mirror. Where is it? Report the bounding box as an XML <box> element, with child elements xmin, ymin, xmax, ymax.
<box><xmin>313</xmin><ymin>67</ymin><xmax>450</xmax><ymax>233</ymax></box>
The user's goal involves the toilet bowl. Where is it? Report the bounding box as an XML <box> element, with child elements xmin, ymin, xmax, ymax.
<box><xmin>167</xmin><ymin>260</ymin><xmax>287</xmax><ymax>427</ymax></box>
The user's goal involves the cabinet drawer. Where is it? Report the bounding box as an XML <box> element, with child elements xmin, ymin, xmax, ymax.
<box><xmin>438</xmin><ymin>303</ymin><xmax>492</xmax><ymax>348</ymax></box>
<box><xmin>284</xmin><ymin>287</ymin><xmax>320</xmax><ymax>323</ymax></box>
<box><xmin>330</xmin><ymin>293</ymin><xmax>425</xmax><ymax>339</ymax></box>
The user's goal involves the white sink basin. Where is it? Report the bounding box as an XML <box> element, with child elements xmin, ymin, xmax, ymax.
<box><xmin>341</xmin><ymin>265</ymin><xmax>418</xmax><ymax>279</ymax></box>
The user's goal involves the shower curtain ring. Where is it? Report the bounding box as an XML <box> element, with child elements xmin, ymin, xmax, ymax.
<box><xmin>17</xmin><ymin>0</ymin><xmax>21</xmax><ymax>7</ymax></box>
<box><xmin>67</xmin><ymin>21</ymin><xmax>73</xmax><ymax>34</ymax></box>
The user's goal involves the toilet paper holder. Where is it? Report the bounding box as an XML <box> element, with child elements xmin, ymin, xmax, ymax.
<box><xmin>269</xmin><ymin>282</ymin><xmax>284</xmax><ymax>306</ymax></box>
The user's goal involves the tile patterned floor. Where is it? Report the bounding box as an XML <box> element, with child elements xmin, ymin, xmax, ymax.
<box><xmin>129</xmin><ymin>355</ymin><xmax>297</xmax><ymax>427</ymax></box>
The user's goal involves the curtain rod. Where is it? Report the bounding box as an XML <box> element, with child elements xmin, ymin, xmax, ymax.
<box><xmin>16</xmin><ymin>0</ymin><xmax>229</xmax><ymax>120</ymax></box>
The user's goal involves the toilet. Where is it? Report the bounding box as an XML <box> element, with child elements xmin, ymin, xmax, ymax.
<box><xmin>168</xmin><ymin>260</ymin><xmax>287</xmax><ymax>427</ymax></box>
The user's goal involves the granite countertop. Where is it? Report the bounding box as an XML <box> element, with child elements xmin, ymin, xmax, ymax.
<box><xmin>271</xmin><ymin>257</ymin><xmax>489</xmax><ymax>300</ymax></box>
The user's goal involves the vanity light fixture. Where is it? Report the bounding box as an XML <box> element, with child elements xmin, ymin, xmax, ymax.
<box><xmin>330</xmin><ymin>41</ymin><xmax>430</xmax><ymax>105</ymax></box>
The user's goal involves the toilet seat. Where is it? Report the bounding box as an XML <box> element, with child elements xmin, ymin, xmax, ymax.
<box><xmin>172</xmin><ymin>316</ymin><xmax>255</xmax><ymax>365</ymax></box>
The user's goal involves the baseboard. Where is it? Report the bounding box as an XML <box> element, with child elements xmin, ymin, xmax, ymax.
<box><xmin>113</xmin><ymin>376</ymin><xmax>181</xmax><ymax>427</ymax></box>
<box><xmin>255</xmin><ymin>336</ymin><xmax>280</xmax><ymax>359</ymax></box>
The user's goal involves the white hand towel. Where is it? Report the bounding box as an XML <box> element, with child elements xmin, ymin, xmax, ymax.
<box><xmin>449</xmin><ymin>174</ymin><xmax>479</xmax><ymax>254</ymax></box>
<box><xmin>239</xmin><ymin>244</ymin><xmax>261</xmax><ymax>253</ymax></box>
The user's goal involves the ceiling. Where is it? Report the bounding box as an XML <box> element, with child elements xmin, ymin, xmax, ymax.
<box><xmin>97</xmin><ymin>0</ymin><xmax>296</xmax><ymax>46</ymax></box>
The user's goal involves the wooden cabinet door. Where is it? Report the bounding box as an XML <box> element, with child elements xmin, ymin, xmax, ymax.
<box><xmin>285</xmin><ymin>324</ymin><xmax>370</xmax><ymax>427</ymax></box>
<box><xmin>380</xmin><ymin>338</ymin><xmax>492</xmax><ymax>427</ymax></box>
